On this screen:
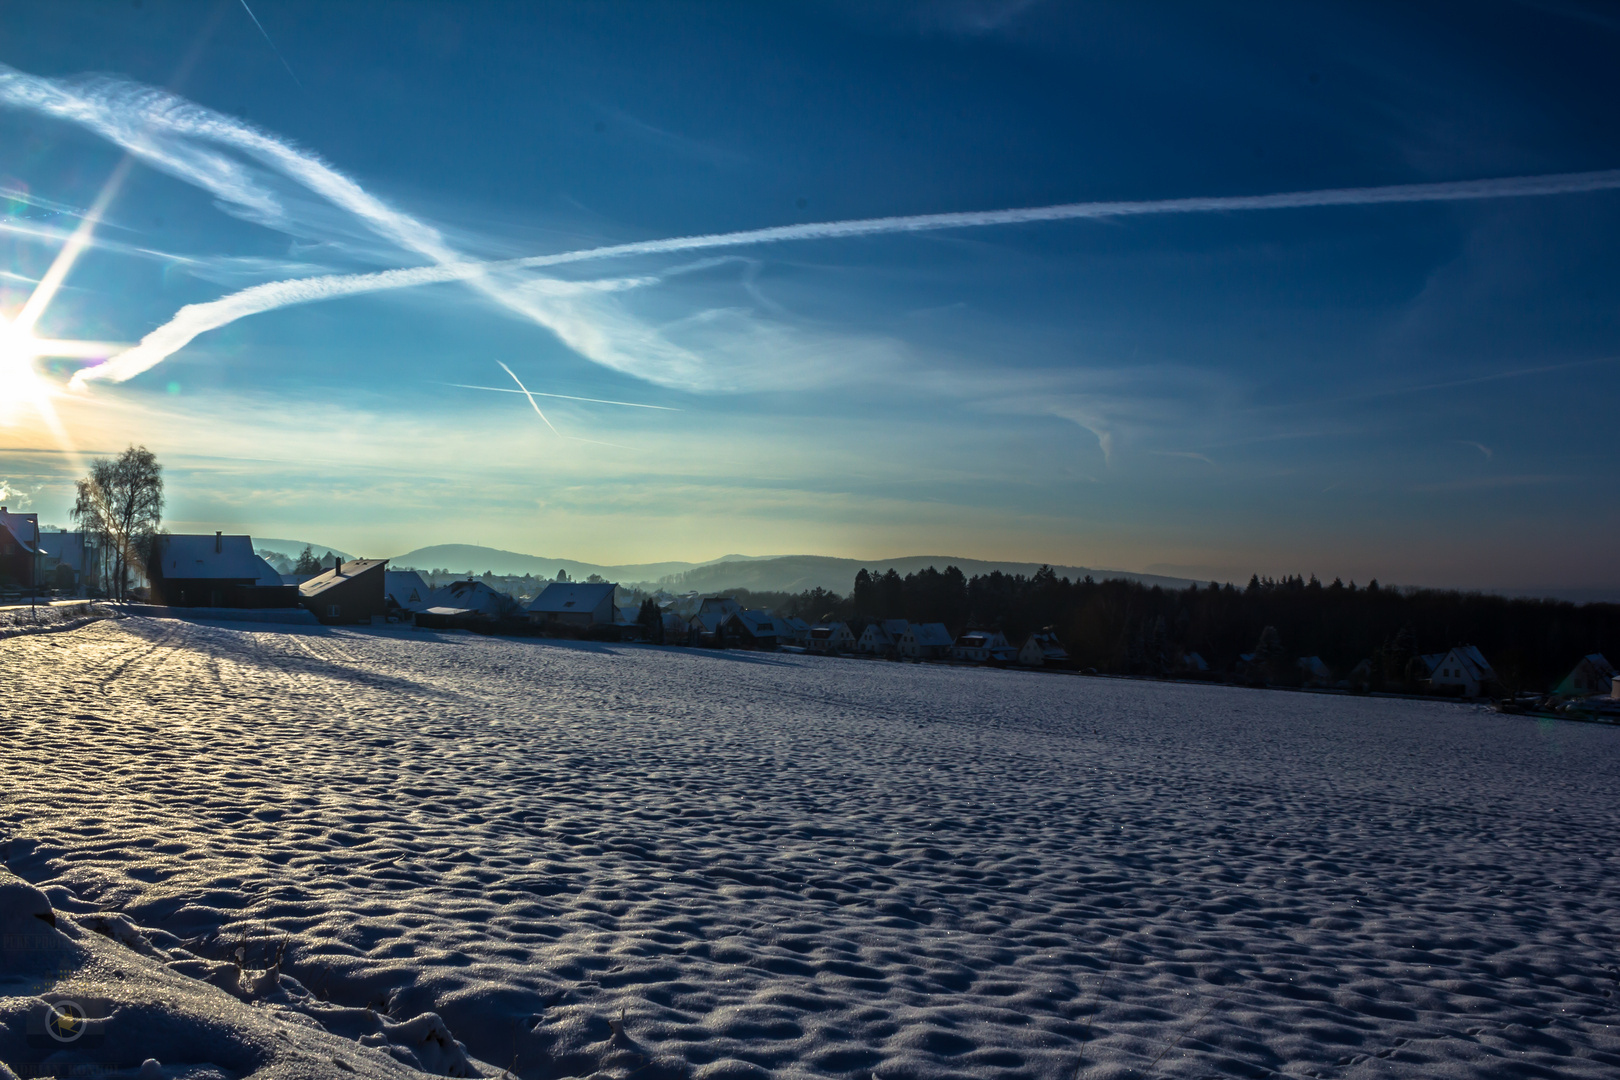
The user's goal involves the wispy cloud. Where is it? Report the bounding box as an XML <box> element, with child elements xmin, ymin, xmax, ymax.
<box><xmin>1456</xmin><ymin>440</ymin><xmax>1493</xmax><ymax>461</ymax></box>
<box><xmin>66</xmin><ymin>159</ymin><xmax>1620</xmax><ymax>388</ymax></box>
<box><xmin>6</xmin><ymin>59</ymin><xmax>1620</xmax><ymax>425</ymax></box>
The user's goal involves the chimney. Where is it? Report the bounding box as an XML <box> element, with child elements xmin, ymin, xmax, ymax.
<box><xmin>215</xmin><ymin>531</ymin><xmax>222</xmax><ymax>553</ymax></box>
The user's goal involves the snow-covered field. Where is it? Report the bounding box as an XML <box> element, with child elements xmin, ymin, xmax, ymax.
<box><xmin>3</xmin><ymin>617</ymin><xmax>1619</xmax><ymax>1079</ymax></box>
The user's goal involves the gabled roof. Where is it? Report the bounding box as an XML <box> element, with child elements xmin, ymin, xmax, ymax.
<box><xmin>160</xmin><ymin>534</ymin><xmax>283</xmax><ymax>585</ymax></box>
<box><xmin>428</xmin><ymin>578</ymin><xmax>515</xmax><ymax>616</ymax></box>
<box><xmin>860</xmin><ymin>622</ymin><xmax>895</xmax><ymax>641</ymax></box>
<box><xmin>881</xmin><ymin>619</ymin><xmax>910</xmax><ymax>636</ymax></box>
<box><xmin>299</xmin><ymin>558</ymin><xmax>388</xmax><ymax>598</ymax></box>
<box><xmin>528</xmin><ymin>581</ymin><xmax>616</xmax><ymax>614</ymax></box>
<box><xmin>699</xmin><ymin>596</ymin><xmax>741</xmax><ymax>617</ymax></box>
<box><xmin>0</xmin><ymin>509</ymin><xmax>40</xmax><ymax>552</ymax></box>
<box><xmin>905</xmin><ymin>623</ymin><xmax>953</xmax><ymax>647</ymax></box>
<box><xmin>775</xmin><ymin>615</ymin><xmax>810</xmax><ymax>632</ymax></box>
<box><xmin>384</xmin><ymin>570</ymin><xmax>431</xmax><ymax>610</ymax></box>
<box><xmin>730</xmin><ymin>609</ymin><xmax>779</xmax><ymax>635</ymax></box>
<box><xmin>39</xmin><ymin>530</ymin><xmax>91</xmax><ymax>569</ymax></box>
<box><xmin>1450</xmin><ymin>645</ymin><xmax>1494</xmax><ymax>677</ymax></box>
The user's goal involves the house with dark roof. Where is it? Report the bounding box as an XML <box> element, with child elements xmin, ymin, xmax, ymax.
<box><xmin>150</xmin><ymin>533</ymin><xmax>296</xmax><ymax>608</ymax></box>
<box><xmin>527</xmin><ymin>581</ymin><xmax>617</xmax><ymax>628</ymax></box>
<box><xmin>0</xmin><ymin>507</ymin><xmax>41</xmax><ymax>590</ymax></box>
<box><xmin>298</xmin><ymin>558</ymin><xmax>389</xmax><ymax>624</ymax></box>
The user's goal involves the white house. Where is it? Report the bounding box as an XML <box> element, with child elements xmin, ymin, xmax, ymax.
<box><xmin>527</xmin><ymin>580</ymin><xmax>617</xmax><ymax>627</ymax></box>
<box><xmin>951</xmin><ymin>629</ymin><xmax>1016</xmax><ymax>664</ymax></box>
<box><xmin>897</xmin><ymin>622</ymin><xmax>953</xmax><ymax>659</ymax></box>
<box><xmin>384</xmin><ymin>570</ymin><xmax>432</xmax><ymax>612</ymax></box>
<box><xmin>857</xmin><ymin>619</ymin><xmax>910</xmax><ymax>656</ymax></box>
<box><xmin>807</xmin><ymin>621</ymin><xmax>856</xmax><ymax>653</ymax></box>
<box><xmin>1018</xmin><ymin>631</ymin><xmax>1069</xmax><ymax>667</ymax></box>
<box><xmin>1429</xmin><ymin>645</ymin><xmax>1496</xmax><ymax>696</ymax></box>
<box><xmin>1556</xmin><ymin>653</ymin><xmax>1616</xmax><ymax>697</ymax></box>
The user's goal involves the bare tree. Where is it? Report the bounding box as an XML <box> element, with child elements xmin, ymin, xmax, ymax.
<box><xmin>72</xmin><ymin>446</ymin><xmax>164</xmax><ymax>601</ymax></box>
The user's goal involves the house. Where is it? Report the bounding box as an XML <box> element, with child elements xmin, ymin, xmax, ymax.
<box><xmin>807</xmin><ymin>621</ymin><xmax>856</xmax><ymax>654</ymax></box>
<box><xmin>774</xmin><ymin>614</ymin><xmax>811</xmax><ymax>647</ymax></box>
<box><xmin>952</xmin><ymin>629</ymin><xmax>1016</xmax><ymax>664</ymax></box>
<box><xmin>0</xmin><ymin>507</ymin><xmax>41</xmax><ymax>589</ymax></box>
<box><xmin>1428</xmin><ymin>645</ymin><xmax>1497</xmax><ymax>697</ymax></box>
<box><xmin>1018</xmin><ymin>631</ymin><xmax>1069</xmax><ymax>667</ymax></box>
<box><xmin>687</xmin><ymin>596</ymin><xmax>742</xmax><ymax>645</ymax></box>
<box><xmin>724</xmin><ymin>609</ymin><xmax>782</xmax><ymax>650</ymax></box>
<box><xmin>857</xmin><ymin>619</ymin><xmax>910</xmax><ymax>656</ymax></box>
<box><xmin>1556</xmin><ymin>653</ymin><xmax>1616</xmax><ymax>697</ymax></box>
<box><xmin>1296</xmin><ymin>655</ymin><xmax>1333</xmax><ymax>687</ymax></box>
<box><xmin>528</xmin><ymin>580</ymin><xmax>617</xmax><ymax>628</ymax></box>
<box><xmin>430</xmin><ymin>579</ymin><xmax>520</xmax><ymax>621</ymax></box>
<box><xmin>384</xmin><ymin>570</ymin><xmax>432</xmax><ymax>613</ymax></box>
<box><xmin>40</xmin><ymin>531</ymin><xmax>99</xmax><ymax>593</ymax></box>
<box><xmin>150</xmin><ymin>533</ymin><xmax>296</xmax><ymax>608</ymax></box>
<box><xmin>298</xmin><ymin>558</ymin><xmax>389</xmax><ymax>624</ymax></box>
<box><xmin>897</xmin><ymin>622</ymin><xmax>953</xmax><ymax>660</ymax></box>
<box><xmin>1176</xmin><ymin>651</ymin><xmax>1209</xmax><ymax>674</ymax></box>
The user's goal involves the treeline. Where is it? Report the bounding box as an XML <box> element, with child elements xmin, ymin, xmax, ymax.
<box><xmin>755</xmin><ymin>567</ymin><xmax>1616</xmax><ymax>692</ymax></box>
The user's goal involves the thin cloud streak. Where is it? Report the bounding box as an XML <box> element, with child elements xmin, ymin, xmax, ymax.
<box><xmin>445</xmin><ymin>383</ymin><xmax>681</xmax><ymax>410</ymax></box>
<box><xmin>70</xmin><ymin>167</ymin><xmax>1620</xmax><ymax>388</ymax></box>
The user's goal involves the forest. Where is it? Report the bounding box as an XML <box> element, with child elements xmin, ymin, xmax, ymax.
<box><xmin>733</xmin><ymin>567</ymin><xmax>1616</xmax><ymax>693</ymax></box>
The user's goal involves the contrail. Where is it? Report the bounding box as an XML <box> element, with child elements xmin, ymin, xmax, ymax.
<box><xmin>495</xmin><ymin>362</ymin><xmax>634</xmax><ymax>449</ymax></box>
<box><xmin>497</xmin><ymin>361</ymin><xmax>559</xmax><ymax>436</ymax></box>
<box><xmin>445</xmin><ymin>383</ymin><xmax>680</xmax><ymax>410</ymax></box>
<box><xmin>237</xmin><ymin>0</ymin><xmax>305</xmax><ymax>91</ymax></box>
<box><xmin>68</xmin><ymin>167</ymin><xmax>1620</xmax><ymax>388</ymax></box>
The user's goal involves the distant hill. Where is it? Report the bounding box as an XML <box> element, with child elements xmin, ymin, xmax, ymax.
<box><xmin>656</xmin><ymin>555</ymin><xmax>1200</xmax><ymax>595</ymax></box>
<box><xmin>384</xmin><ymin>544</ymin><xmax>1199</xmax><ymax>595</ymax></box>
<box><xmin>252</xmin><ymin>537</ymin><xmax>356</xmax><ymax>562</ymax></box>
<box><xmin>388</xmin><ymin>544</ymin><xmax>702</xmax><ymax>581</ymax></box>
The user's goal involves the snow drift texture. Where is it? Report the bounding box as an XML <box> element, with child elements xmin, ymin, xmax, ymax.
<box><xmin>3</xmin><ymin>617</ymin><xmax>1619</xmax><ymax>1078</ymax></box>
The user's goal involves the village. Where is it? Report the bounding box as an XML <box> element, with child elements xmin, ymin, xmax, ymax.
<box><xmin>3</xmin><ymin>507</ymin><xmax>1616</xmax><ymax>721</ymax></box>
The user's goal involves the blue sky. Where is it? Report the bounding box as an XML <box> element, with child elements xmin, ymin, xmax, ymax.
<box><xmin>1</xmin><ymin>1</ymin><xmax>1616</xmax><ymax>590</ymax></box>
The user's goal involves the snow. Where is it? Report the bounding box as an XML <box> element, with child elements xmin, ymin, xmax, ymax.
<box><xmin>4</xmin><ymin>617</ymin><xmax>1620</xmax><ymax>1079</ymax></box>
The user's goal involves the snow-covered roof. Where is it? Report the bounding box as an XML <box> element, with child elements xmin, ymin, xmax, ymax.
<box><xmin>300</xmin><ymin>559</ymin><xmax>389</xmax><ymax>598</ymax></box>
<box><xmin>731</xmin><ymin>610</ymin><xmax>779</xmax><ymax>635</ymax></box>
<box><xmin>385</xmin><ymin>570</ymin><xmax>431</xmax><ymax>611</ymax></box>
<box><xmin>699</xmin><ymin>597</ymin><xmax>741</xmax><ymax>617</ymax></box>
<box><xmin>1449</xmin><ymin>645</ymin><xmax>1494</xmax><ymax>678</ymax></box>
<box><xmin>906</xmin><ymin>623</ymin><xmax>953</xmax><ymax>647</ymax></box>
<box><xmin>159</xmin><ymin>534</ymin><xmax>282</xmax><ymax>586</ymax></box>
<box><xmin>776</xmin><ymin>615</ymin><xmax>810</xmax><ymax>633</ymax></box>
<box><xmin>428</xmin><ymin>579</ymin><xmax>515</xmax><ymax>617</ymax></box>
<box><xmin>0</xmin><ymin>509</ymin><xmax>40</xmax><ymax>552</ymax></box>
<box><xmin>881</xmin><ymin>619</ymin><xmax>910</xmax><ymax>636</ymax></box>
<box><xmin>528</xmin><ymin>581</ymin><xmax>617</xmax><ymax>614</ymax></box>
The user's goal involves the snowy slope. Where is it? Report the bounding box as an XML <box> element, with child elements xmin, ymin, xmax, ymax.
<box><xmin>3</xmin><ymin>618</ymin><xmax>1619</xmax><ymax>1079</ymax></box>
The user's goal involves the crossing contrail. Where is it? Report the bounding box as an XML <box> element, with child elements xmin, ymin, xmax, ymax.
<box><xmin>68</xmin><ymin>166</ymin><xmax>1620</xmax><ymax>388</ymax></box>
<box><xmin>237</xmin><ymin>0</ymin><xmax>305</xmax><ymax>91</ymax></box>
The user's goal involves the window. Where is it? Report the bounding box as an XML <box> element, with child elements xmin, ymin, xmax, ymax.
<box><xmin>328</xmin><ymin>605</ymin><xmax>340</xmax><ymax>617</ymax></box>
